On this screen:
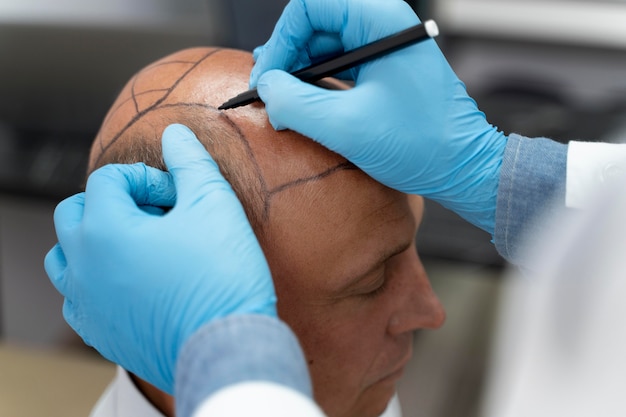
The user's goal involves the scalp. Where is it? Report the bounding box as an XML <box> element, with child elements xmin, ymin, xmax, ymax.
<box><xmin>89</xmin><ymin>47</ymin><xmax>354</xmax><ymax>233</ymax></box>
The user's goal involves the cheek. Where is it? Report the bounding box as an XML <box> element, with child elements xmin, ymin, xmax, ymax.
<box><xmin>275</xmin><ymin>279</ymin><xmax>395</xmax><ymax>417</ymax></box>
<box><xmin>276</xmin><ymin>280</ymin><xmax>381</xmax><ymax>373</ymax></box>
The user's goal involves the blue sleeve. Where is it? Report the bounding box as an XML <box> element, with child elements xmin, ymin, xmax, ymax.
<box><xmin>494</xmin><ymin>134</ymin><xmax>568</xmax><ymax>265</ymax></box>
<box><xmin>175</xmin><ymin>315</ymin><xmax>312</xmax><ymax>417</ymax></box>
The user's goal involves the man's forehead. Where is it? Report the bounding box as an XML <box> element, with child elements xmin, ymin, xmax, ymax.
<box><xmin>265</xmin><ymin>173</ymin><xmax>416</xmax><ymax>282</ymax></box>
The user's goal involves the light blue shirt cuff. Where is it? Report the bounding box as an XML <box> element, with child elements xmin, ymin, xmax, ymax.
<box><xmin>494</xmin><ymin>133</ymin><xmax>568</xmax><ymax>265</ymax></box>
<box><xmin>175</xmin><ymin>315</ymin><xmax>312</xmax><ymax>417</ymax></box>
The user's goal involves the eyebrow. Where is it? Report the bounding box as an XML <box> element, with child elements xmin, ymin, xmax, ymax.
<box><xmin>337</xmin><ymin>239</ymin><xmax>413</xmax><ymax>295</ymax></box>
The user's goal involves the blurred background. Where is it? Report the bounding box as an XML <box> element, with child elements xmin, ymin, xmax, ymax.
<box><xmin>0</xmin><ymin>0</ymin><xmax>624</xmax><ymax>416</ymax></box>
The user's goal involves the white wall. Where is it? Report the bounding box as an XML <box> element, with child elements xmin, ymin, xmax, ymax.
<box><xmin>434</xmin><ymin>0</ymin><xmax>626</xmax><ymax>49</ymax></box>
<box><xmin>0</xmin><ymin>0</ymin><xmax>212</xmax><ymax>27</ymax></box>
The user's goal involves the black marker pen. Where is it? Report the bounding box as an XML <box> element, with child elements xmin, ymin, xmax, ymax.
<box><xmin>218</xmin><ymin>20</ymin><xmax>439</xmax><ymax>110</ymax></box>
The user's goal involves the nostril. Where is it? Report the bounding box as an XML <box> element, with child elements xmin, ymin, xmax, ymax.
<box><xmin>387</xmin><ymin>301</ymin><xmax>447</xmax><ymax>335</ymax></box>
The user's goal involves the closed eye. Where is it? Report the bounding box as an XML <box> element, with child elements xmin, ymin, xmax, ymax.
<box><xmin>361</xmin><ymin>274</ymin><xmax>389</xmax><ymax>299</ymax></box>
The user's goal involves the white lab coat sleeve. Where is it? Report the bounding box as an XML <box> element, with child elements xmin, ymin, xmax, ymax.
<box><xmin>192</xmin><ymin>382</ymin><xmax>326</xmax><ymax>417</ymax></box>
<box><xmin>175</xmin><ymin>314</ymin><xmax>315</xmax><ymax>417</ymax></box>
<box><xmin>482</xmin><ymin>177</ymin><xmax>626</xmax><ymax>417</ymax></box>
<box><xmin>566</xmin><ymin>141</ymin><xmax>626</xmax><ymax>209</ymax></box>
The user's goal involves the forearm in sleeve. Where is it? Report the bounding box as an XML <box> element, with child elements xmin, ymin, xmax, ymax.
<box><xmin>494</xmin><ymin>134</ymin><xmax>568</xmax><ymax>265</ymax></box>
<box><xmin>494</xmin><ymin>134</ymin><xmax>626</xmax><ymax>266</ymax></box>
<box><xmin>176</xmin><ymin>315</ymin><xmax>322</xmax><ymax>417</ymax></box>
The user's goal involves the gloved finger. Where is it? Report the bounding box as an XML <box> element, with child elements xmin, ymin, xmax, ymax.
<box><xmin>52</xmin><ymin>192</ymin><xmax>86</xmax><ymax>243</ymax></box>
<box><xmin>253</xmin><ymin>32</ymin><xmax>342</xmax><ymax>64</ymax></box>
<box><xmin>138</xmin><ymin>205</ymin><xmax>168</xmax><ymax>216</ymax></box>
<box><xmin>253</xmin><ymin>43</ymin><xmax>326</xmax><ymax>77</ymax></box>
<box><xmin>251</xmin><ymin>0</ymin><xmax>417</xmax><ymax>86</ymax></box>
<box><xmin>288</xmin><ymin>33</ymin><xmax>345</xmax><ymax>74</ymax></box>
<box><xmin>257</xmin><ymin>70</ymin><xmax>362</xmax><ymax>157</ymax></box>
<box><xmin>250</xmin><ymin>0</ymin><xmax>317</xmax><ymax>86</ymax></box>
<box><xmin>83</xmin><ymin>163</ymin><xmax>176</xmax><ymax>220</ymax></box>
<box><xmin>306</xmin><ymin>32</ymin><xmax>344</xmax><ymax>62</ymax></box>
<box><xmin>252</xmin><ymin>45</ymin><xmax>263</xmax><ymax>62</ymax></box>
<box><xmin>301</xmin><ymin>34</ymin><xmax>357</xmax><ymax>81</ymax></box>
<box><xmin>298</xmin><ymin>0</ymin><xmax>419</xmax><ymax>45</ymax></box>
<box><xmin>161</xmin><ymin>124</ymin><xmax>236</xmax><ymax>208</ymax></box>
<box><xmin>62</xmin><ymin>298</ymin><xmax>85</xmax><ymax>344</ymax></box>
<box><xmin>44</xmin><ymin>243</ymin><xmax>69</xmax><ymax>296</ymax></box>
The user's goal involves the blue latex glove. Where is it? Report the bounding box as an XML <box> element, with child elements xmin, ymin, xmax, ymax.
<box><xmin>44</xmin><ymin>124</ymin><xmax>276</xmax><ymax>394</ymax></box>
<box><xmin>251</xmin><ymin>0</ymin><xmax>507</xmax><ymax>234</ymax></box>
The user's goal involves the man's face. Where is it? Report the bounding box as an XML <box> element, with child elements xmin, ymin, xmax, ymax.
<box><xmin>262</xmin><ymin>171</ymin><xmax>445</xmax><ymax>417</ymax></box>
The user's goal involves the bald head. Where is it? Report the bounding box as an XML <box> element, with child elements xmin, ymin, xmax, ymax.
<box><xmin>90</xmin><ymin>47</ymin><xmax>353</xmax><ymax>233</ymax></box>
<box><xmin>90</xmin><ymin>47</ymin><xmax>445</xmax><ymax>417</ymax></box>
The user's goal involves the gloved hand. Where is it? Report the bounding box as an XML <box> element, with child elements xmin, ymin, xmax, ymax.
<box><xmin>251</xmin><ymin>0</ymin><xmax>507</xmax><ymax>233</ymax></box>
<box><xmin>44</xmin><ymin>124</ymin><xmax>276</xmax><ymax>394</ymax></box>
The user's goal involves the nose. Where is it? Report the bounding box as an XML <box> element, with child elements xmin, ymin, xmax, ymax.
<box><xmin>386</xmin><ymin>250</ymin><xmax>446</xmax><ymax>336</ymax></box>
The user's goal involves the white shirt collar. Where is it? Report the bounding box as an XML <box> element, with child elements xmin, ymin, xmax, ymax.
<box><xmin>89</xmin><ymin>366</ymin><xmax>164</xmax><ymax>417</ymax></box>
<box><xmin>90</xmin><ymin>366</ymin><xmax>402</xmax><ymax>417</ymax></box>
